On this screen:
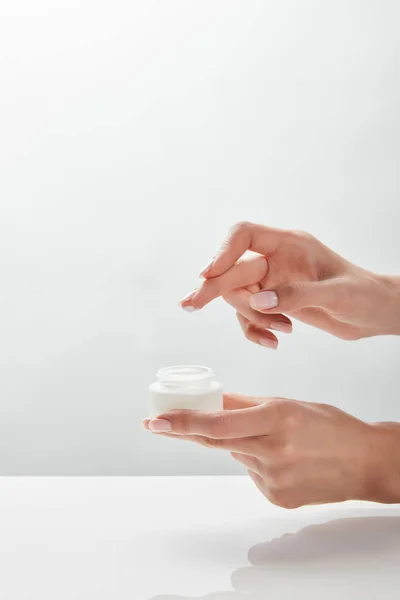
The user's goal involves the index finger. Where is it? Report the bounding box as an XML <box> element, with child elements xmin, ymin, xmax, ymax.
<box><xmin>200</xmin><ymin>222</ymin><xmax>285</xmax><ymax>279</ymax></box>
<box><xmin>152</xmin><ymin>398</ymin><xmax>280</xmax><ymax>439</ymax></box>
<box><xmin>184</xmin><ymin>255</ymin><xmax>267</xmax><ymax>310</ymax></box>
<box><xmin>142</xmin><ymin>394</ymin><xmax>262</xmax><ymax>431</ymax></box>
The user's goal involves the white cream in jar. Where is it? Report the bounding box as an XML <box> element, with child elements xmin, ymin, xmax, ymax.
<box><xmin>149</xmin><ymin>365</ymin><xmax>223</xmax><ymax>417</ymax></box>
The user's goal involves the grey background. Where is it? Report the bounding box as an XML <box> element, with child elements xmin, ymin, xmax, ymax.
<box><xmin>0</xmin><ymin>0</ymin><xmax>399</xmax><ymax>475</ymax></box>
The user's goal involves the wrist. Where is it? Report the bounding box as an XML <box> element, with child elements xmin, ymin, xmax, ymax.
<box><xmin>375</xmin><ymin>274</ymin><xmax>400</xmax><ymax>336</ymax></box>
<box><xmin>362</xmin><ymin>422</ymin><xmax>400</xmax><ymax>503</ymax></box>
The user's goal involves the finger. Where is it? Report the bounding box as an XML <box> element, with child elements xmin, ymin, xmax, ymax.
<box><xmin>149</xmin><ymin>402</ymin><xmax>279</xmax><ymax>439</ymax></box>
<box><xmin>245</xmin><ymin>283</ymin><xmax>261</xmax><ymax>294</ymax></box>
<box><xmin>143</xmin><ymin>397</ymin><xmax>263</xmax><ymax>429</ymax></box>
<box><xmin>181</xmin><ymin>255</ymin><xmax>268</xmax><ymax>310</ymax></box>
<box><xmin>236</xmin><ymin>312</ymin><xmax>279</xmax><ymax>350</ymax></box>
<box><xmin>199</xmin><ymin>222</ymin><xmax>285</xmax><ymax>278</ymax></box>
<box><xmin>223</xmin><ymin>393</ymin><xmax>263</xmax><ymax>410</ymax></box>
<box><xmin>225</xmin><ymin>288</ymin><xmax>293</xmax><ymax>333</ymax></box>
<box><xmin>249</xmin><ymin>280</ymin><xmax>335</xmax><ymax>314</ymax></box>
<box><xmin>230</xmin><ymin>452</ymin><xmax>264</xmax><ymax>476</ymax></box>
<box><xmin>146</xmin><ymin>430</ymin><xmax>266</xmax><ymax>454</ymax></box>
<box><xmin>143</xmin><ymin>396</ymin><xmax>261</xmax><ymax>431</ymax></box>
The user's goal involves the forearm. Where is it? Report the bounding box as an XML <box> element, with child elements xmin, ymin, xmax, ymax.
<box><xmin>366</xmin><ymin>422</ymin><xmax>400</xmax><ymax>503</ymax></box>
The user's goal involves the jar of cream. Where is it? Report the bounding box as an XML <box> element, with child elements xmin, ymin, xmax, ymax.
<box><xmin>149</xmin><ymin>365</ymin><xmax>223</xmax><ymax>417</ymax></box>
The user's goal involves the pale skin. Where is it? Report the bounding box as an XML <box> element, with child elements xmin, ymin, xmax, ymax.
<box><xmin>143</xmin><ymin>222</ymin><xmax>400</xmax><ymax>508</ymax></box>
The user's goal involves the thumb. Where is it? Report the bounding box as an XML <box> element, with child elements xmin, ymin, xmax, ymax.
<box><xmin>249</xmin><ymin>280</ymin><xmax>334</xmax><ymax>313</ymax></box>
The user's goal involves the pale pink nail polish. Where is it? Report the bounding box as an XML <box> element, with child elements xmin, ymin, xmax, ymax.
<box><xmin>180</xmin><ymin>290</ymin><xmax>198</xmax><ymax>311</ymax></box>
<box><xmin>270</xmin><ymin>321</ymin><xmax>292</xmax><ymax>333</ymax></box>
<box><xmin>250</xmin><ymin>291</ymin><xmax>278</xmax><ymax>311</ymax></box>
<box><xmin>259</xmin><ymin>337</ymin><xmax>278</xmax><ymax>350</ymax></box>
<box><xmin>182</xmin><ymin>305</ymin><xmax>199</xmax><ymax>313</ymax></box>
<box><xmin>200</xmin><ymin>259</ymin><xmax>214</xmax><ymax>278</ymax></box>
<box><xmin>180</xmin><ymin>290</ymin><xmax>197</xmax><ymax>303</ymax></box>
<box><xmin>148</xmin><ymin>418</ymin><xmax>172</xmax><ymax>432</ymax></box>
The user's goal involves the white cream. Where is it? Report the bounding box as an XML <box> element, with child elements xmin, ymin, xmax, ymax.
<box><xmin>149</xmin><ymin>365</ymin><xmax>223</xmax><ymax>417</ymax></box>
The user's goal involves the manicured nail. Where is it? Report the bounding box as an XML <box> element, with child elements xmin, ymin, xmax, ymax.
<box><xmin>148</xmin><ymin>418</ymin><xmax>171</xmax><ymax>432</ymax></box>
<box><xmin>259</xmin><ymin>337</ymin><xmax>278</xmax><ymax>350</ymax></box>
<box><xmin>250</xmin><ymin>291</ymin><xmax>278</xmax><ymax>311</ymax></box>
<box><xmin>200</xmin><ymin>259</ymin><xmax>214</xmax><ymax>278</ymax></box>
<box><xmin>180</xmin><ymin>290</ymin><xmax>197</xmax><ymax>303</ymax></box>
<box><xmin>270</xmin><ymin>321</ymin><xmax>292</xmax><ymax>333</ymax></box>
<box><xmin>180</xmin><ymin>290</ymin><xmax>198</xmax><ymax>311</ymax></box>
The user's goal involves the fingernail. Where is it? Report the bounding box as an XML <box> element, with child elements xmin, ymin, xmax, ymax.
<box><xmin>250</xmin><ymin>291</ymin><xmax>278</xmax><ymax>310</ymax></box>
<box><xmin>270</xmin><ymin>321</ymin><xmax>292</xmax><ymax>333</ymax></box>
<box><xmin>180</xmin><ymin>290</ymin><xmax>198</xmax><ymax>311</ymax></box>
<box><xmin>180</xmin><ymin>290</ymin><xmax>197</xmax><ymax>303</ymax></box>
<box><xmin>200</xmin><ymin>259</ymin><xmax>214</xmax><ymax>277</ymax></box>
<box><xmin>259</xmin><ymin>337</ymin><xmax>278</xmax><ymax>350</ymax></box>
<box><xmin>148</xmin><ymin>418</ymin><xmax>171</xmax><ymax>432</ymax></box>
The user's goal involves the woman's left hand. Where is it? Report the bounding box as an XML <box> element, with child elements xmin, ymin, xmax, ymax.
<box><xmin>142</xmin><ymin>394</ymin><xmax>384</xmax><ymax>508</ymax></box>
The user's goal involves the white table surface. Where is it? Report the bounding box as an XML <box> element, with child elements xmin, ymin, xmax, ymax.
<box><xmin>0</xmin><ymin>476</ymin><xmax>399</xmax><ymax>599</ymax></box>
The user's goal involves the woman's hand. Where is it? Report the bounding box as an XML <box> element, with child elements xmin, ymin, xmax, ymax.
<box><xmin>142</xmin><ymin>393</ymin><xmax>400</xmax><ymax>508</ymax></box>
<box><xmin>180</xmin><ymin>222</ymin><xmax>400</xmax><ymax>349</ymax></box>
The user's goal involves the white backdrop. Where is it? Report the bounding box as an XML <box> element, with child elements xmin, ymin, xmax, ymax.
<box><xmin>0</xmin><ymin>0</ymin><xmax>399</xmax><ymax>474</ymax></box>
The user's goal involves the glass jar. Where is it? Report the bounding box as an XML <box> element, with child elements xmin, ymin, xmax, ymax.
<box><xmin>149</xmin><ymin>365</ymin><xmax>223</xmax><ymax>417</ymax></box>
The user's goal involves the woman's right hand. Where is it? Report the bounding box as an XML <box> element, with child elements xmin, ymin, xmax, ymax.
<box><xmin>180</xmin><ymin>222</ymin><xmax>400</xmax><ymax>349</ymax></box>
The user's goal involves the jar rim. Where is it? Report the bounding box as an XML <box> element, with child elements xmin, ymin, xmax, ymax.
<box><xmin>156</xmin><ymin>365</ymin><xmax>214</xmax><ymax>386</ymax></box>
